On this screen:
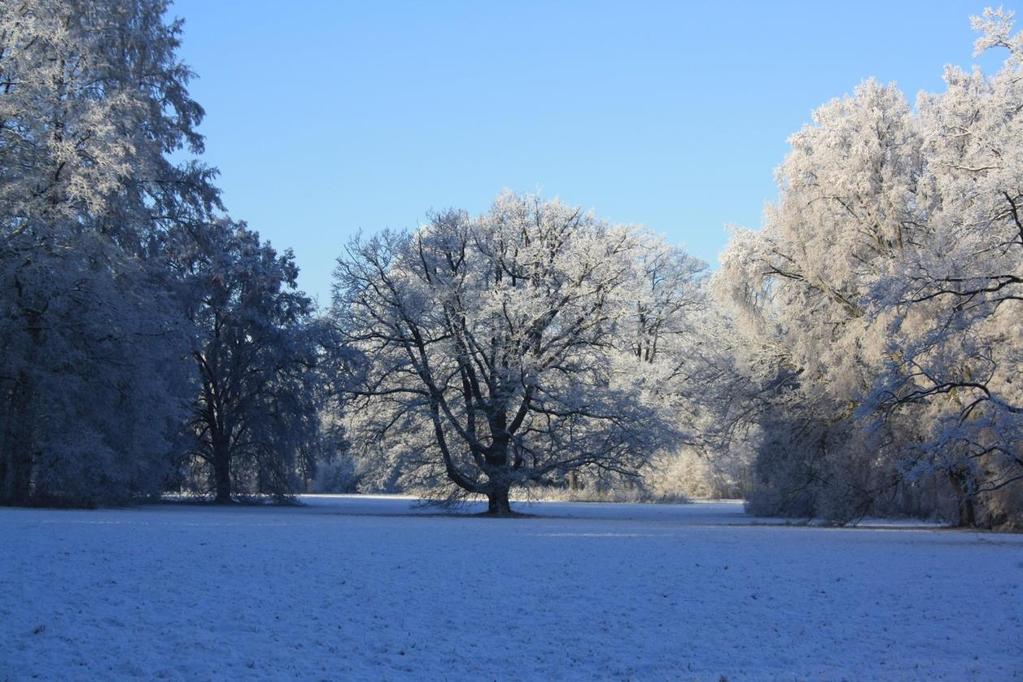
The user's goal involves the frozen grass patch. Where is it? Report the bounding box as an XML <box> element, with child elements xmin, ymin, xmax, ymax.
<box><xmin>1</xmin><ymin>496</ymin><xmax>1021</xmax><ymax>680</ymax></box>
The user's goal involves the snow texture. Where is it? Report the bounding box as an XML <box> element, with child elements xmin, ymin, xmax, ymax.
<box><xmin>1</xmin><ymin>497</ymin><xmax>1021</xmax><ymax>680</ymax></box>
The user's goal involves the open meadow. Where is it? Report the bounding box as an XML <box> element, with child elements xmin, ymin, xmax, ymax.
<box><xmin>1</xmin><ymin>497</ymin><xmax>1021</xmax><ymax>681</ymax></box>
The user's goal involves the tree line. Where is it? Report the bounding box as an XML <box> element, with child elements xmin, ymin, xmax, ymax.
<box><xmin>0</xmin><ymin>0</ymin><xmax>330</xmax><ymax>505</ymax></box>
<box><xmin>1</xmin><ymin>0</ymin><xmax>1020</xmax><ymax>527</ymax></box>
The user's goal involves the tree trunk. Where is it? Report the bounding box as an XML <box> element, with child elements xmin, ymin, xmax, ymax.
<box><xmin>212</xmin><ymin>442</ymin><xmax>232</xmax><ymax>504</ymax></box>
<box><xmin>2</xmin><ymin>372</ymin><xmax>34</xmax><ymax>505</ymax></box>
<box><xmin>957</xmin><ymin>493</ymin><xmax>976</xmax><ymax>528</ymax></box>
<box><xmin>486</xmin><ymin>485</ymin><xmax>512</xmax><ymax>516</ymax></box>
<box><xmin>950</xmin><ymin>468</ymin><xmax>976</xmax><ymax>528</ymax></box>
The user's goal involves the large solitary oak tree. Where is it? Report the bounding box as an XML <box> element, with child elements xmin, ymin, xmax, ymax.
<box><xmin>333</xmin><ymin>193</ymin><xmax>695</xmax><ymax>513</ymax></box>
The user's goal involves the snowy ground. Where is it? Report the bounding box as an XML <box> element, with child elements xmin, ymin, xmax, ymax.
<box><xmin>1</xmin><ymin>497</ymin><xmax>1021</xmax><ymax>681</ymax></box>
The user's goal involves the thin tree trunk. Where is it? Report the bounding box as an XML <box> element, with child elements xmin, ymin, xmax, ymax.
<box><xmin>958</xmin><ymin>497</ymin><xmax>976</xmax><ymax>528</ymax></box>
<box><xmin>3</xmin><ymin>293</ymin><xmax>42</xmax><ymax>505</ymax></box>
<box><xmin>2</xmin><ymin>372</ymin><xmax>34</xmax><ymax>504</ymax></box>
<box><xmin>950</xmin><ymin>469</ymin><xmax>976</xmax><ymax>528</ymax></box>
<box><xmin>0</xmin><ymin>391</ymin><xmax>10</xmax><ymax>502</ymax></box>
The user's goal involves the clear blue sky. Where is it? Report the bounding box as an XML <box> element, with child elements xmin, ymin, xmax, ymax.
<box><xmin>170</xmin><ymin>0</ymin><xmax>995</xmax><ymax>304</ymax></box>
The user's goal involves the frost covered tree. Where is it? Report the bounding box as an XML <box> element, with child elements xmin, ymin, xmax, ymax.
<box><xmin>620</xmin><ymin>236</ymin><xmax>755</xmax><ymax>499</ymax></box>
<box><xmin>0</xmin><ymin>0</ymin><xmax>217</xmax><ymax>504</ymax></box>
<box><xmin>866</xmin><ymin>8</ymin><xmax>1023</xmax><ymax>526</ymax></box>
<box><xmin>175</xmin><ymin>220</ymin><xmax>325</xmax><ymax>503</ymax></box>
<box><xmin>715</xmin><ymin>8</ymin><xmax>1023</xmax><ymax>527</ymax></box>
<box><xmin>714</xmin><ymin>79</ymin><xmax>924</xmax><ymax>521</ymax></box>
<box><xmin>333</xmin><ymin>193</ymin><xmax>694</xmax><ymax>514</ymax></box>
<box><xmin>0</xmin><ymin>235</ymin><xmax>194</xmax><ymax>504</ymax></box>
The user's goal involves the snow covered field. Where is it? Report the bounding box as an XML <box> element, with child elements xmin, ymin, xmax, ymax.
<box><xmin>1</xmin><ymin>497</ymin><xmax>1021</xmax><ymax>681</ymax></box>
